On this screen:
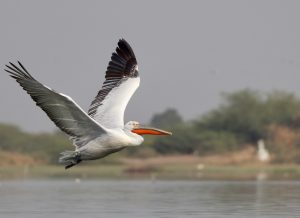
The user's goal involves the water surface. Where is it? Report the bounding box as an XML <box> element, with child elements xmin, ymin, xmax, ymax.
<box><xmin>0</xmin><ymin>180</ymin><xmax>299</xmax><ymax>218</ymax></box>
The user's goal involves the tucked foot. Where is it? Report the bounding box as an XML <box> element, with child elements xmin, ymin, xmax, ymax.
<box><xmin>59</xmin><ymin>150</ymin><xmax>81</xmax><ymax>169</ymax></box>
<box><xmin>65</xmin><ymin>159</ymin><xmax>82</xmax><ymax>169</ymax></box>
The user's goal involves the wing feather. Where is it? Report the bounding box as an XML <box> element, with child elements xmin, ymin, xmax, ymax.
<box><xmin>88</xmin><ymin>39</ymin><xmax>139</xmax><ymax>129</ymax></box>
<box><xmin>5</xmin><ymin>62</ymin><xmax>106</xmax><ymax>148</ymax></box>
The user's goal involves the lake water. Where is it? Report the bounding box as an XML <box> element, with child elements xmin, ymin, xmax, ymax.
<box><xmin>0</xmin><ymin>180</ymin><xmax>299</xmax><ymax>218</ymax></box>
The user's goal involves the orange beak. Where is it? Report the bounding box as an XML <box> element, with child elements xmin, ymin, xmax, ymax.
<box><xmin>132</xmin><ymin>127</ymin><xmax>172</xmax><ymax>136</ymax></box>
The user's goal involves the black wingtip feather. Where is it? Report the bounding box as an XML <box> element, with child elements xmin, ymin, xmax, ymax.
<box><xmin>18</xmin><ymin>61</ymin><xmax>30</xmax><ymax>75</ymax></box>
<box><xmin>5</xmin><ymin>61</ymin><xmax>34</xmax><ymax>80</ymax></box>
<box><xmin>105</xmin><ymin>39</ymin><xmax>138</xmax><ymax>78</ymax></box>
<box><xmin>117</xmin><ymin>39</ymin><xmax>135</xmax><ymax>58</ymax></box>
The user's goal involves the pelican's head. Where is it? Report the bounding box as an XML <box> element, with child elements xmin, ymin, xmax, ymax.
<box><xmin>125</xmin><ymin>121</ymin><xmax>172</xmax><ymax>136</ymax></box>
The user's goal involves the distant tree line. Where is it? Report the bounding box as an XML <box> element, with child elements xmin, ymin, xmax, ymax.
<box><xmin>147</xmin><ymin>89</ymin><xmax>300</xmax><ymax>162</ymax></box>
<box><xmin>0</xmin><ymin>89</ymin><xmax>300</xmax><ymax>164</ymax></box>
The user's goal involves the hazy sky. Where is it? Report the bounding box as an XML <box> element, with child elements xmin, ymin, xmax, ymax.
<box><xmin>0</xmin><ymin>0</ymin><xmax>299</xmax><ymax>132</ymax></box>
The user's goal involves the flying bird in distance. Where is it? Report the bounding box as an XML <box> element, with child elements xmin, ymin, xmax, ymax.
<box><xmin>5</xmin><ymin>39</ymin><xmax>172</xmax><ymax>169</ymax></box>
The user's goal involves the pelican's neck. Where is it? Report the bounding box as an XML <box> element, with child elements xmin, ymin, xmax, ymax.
<box><xmin>124</xmin><ymin>129</ymin><xmax>144</xmax><ymax>146</ymax></box>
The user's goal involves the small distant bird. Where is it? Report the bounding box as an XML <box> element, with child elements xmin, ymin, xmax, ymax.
<box><xmin>5</xmin><ymin>39</ymin><xmax>172</xmax><ymax>169</ymax></box>
<box><xmin>257</xmin><ymin>139</ymin><xmax>270</xmax><ymax>162</ymax></box>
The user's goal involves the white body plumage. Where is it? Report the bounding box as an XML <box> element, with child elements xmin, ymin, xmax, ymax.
<box><xmin>78</xmin><ymin>123</ymin><xmax>144</xmax><ymax>160</ymax></box>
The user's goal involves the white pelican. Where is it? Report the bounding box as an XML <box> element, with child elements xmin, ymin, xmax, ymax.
<box><xmin>5</xmin><ymin>39</ymin><xmax>172</xmax><ymax>169</ymax></box>
<box><xmin>257</xmin><ymin>139</ymin><xmax>270</xmax><ymax>162</ymax></box>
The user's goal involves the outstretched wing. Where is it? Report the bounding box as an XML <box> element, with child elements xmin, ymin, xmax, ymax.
<box><xmin>88</xmin><ymin>39</ymin><xmax>140</xmax><ymax>129</ymax></box>
<box><xmin>5</xmin><ymin>62</ymin><xmax>106</xmax><ymax>148</ymax></box>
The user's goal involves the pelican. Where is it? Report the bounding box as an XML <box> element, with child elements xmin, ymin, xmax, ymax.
<box><xmin>257</xmin><ymin>139</ymin><xmax>270</xmax><ymax>162</ymax></box>
<box><xmin>5</xmin><ymin>39</ymin><xmax>171</xmax><ymax>169</ymax></box>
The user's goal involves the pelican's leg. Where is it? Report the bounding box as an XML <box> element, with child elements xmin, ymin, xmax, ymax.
<box><xmin>64</xmin><ymin>151</ymin><xmax>82</xmax><ymax>169</ymax></box>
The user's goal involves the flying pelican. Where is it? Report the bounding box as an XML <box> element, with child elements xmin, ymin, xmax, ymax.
<box><xmin>5</xmin><ymin>39</ymin><xmax>172</xmax><ymax>169</ymax></box>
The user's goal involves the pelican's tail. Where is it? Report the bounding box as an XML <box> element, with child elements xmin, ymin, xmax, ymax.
<box><xmin>59</xmin><ymin>150</ymin><xmax>81</xmax><ymax>169</ymax></box>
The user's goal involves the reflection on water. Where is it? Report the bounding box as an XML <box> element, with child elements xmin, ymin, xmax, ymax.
<box><xmin>0</xmin><ymin>180</ymin><xmax>299</xmax><ymax>218</ymax></box>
